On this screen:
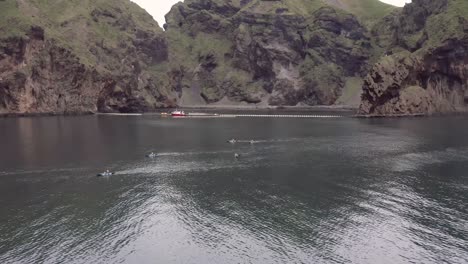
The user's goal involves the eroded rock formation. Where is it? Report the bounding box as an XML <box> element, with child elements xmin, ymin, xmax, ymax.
<box><xmin>164</xmin><ymin>0</ymin><xmax>380</xmax><ymax>107</ymax></box>
<box><xmin>1</xmin><ymin>0</ymin><xmax>467</xmax><ymax>115</ymax></box>
<box><xmin>0</xmin><ymin>0</ymin><xmax>174</xmax><ymax>114</ymax></box>
<box><xmin>359</xmin><ymin>0</ymin><xmax>468</xmax><ymax>116</ymax></box>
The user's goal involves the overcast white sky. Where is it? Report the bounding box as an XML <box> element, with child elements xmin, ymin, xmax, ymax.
<box><xmin>131</xmin><ymin>0</ymin><xmax>412</xmax><ymax>27</ymax></box>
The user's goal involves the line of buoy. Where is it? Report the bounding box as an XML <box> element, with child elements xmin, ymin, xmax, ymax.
<box><xmin>219</xmin><ymin>114</ymin><xmax>343</xmax><ymax>118</ymax></box>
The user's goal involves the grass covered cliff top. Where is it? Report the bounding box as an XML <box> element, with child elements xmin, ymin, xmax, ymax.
<box><xmin>0</xmin><ymin>0</ymin><xmax>164</xmax><ymax>66</ymax></box>
<box><xmin>236</xmin><ymin>0</ymin><xmax>397</xmax><ymax>27</ymax></box>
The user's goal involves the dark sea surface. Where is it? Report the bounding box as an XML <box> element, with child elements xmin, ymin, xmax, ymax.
<box><xmin>0</xmin><ymin>114</ymin><xmax>467</xmax><ymax>264</ymax></box>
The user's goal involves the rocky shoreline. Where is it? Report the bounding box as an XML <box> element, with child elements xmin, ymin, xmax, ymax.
<box><xmin>3</xmin><ymin>107</ymin><xmax>468</xmax><ymax>119</ymax></box>
<box><xmin>0</xmin><ymin>111</ymin><xmax>95</xmax><ymax>118</ymax></box>
<box><xmin>0</xmin><ymin>0</ymin><xmax>467</xmax><ymax>117</ymax></box>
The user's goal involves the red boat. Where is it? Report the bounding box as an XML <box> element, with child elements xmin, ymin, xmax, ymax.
<box><xmin>171</xmin><ymin>110</ymin><xmax>187</xmax><ymax>117</ymax></box>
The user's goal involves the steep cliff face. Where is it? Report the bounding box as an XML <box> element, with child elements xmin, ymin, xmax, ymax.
<box><xmin>0</xmin><ymin>0</ymin><xmax>174</xmax><ymax>114</ymax></box>
<box><xmin>164</xmin><ymin>0</ymin><xmax>395</xmax><ymax>107</ymax></box>
<box><xmin>359</xmin><ymin>0</ymin><xmax>468</xmax><ymax>116</ymax></box>
<box><xmin>0</xmin><ymin>27</ymin><xmax>101</xmax><ymax>114</ymax></box>
<box><xmin>7</xmin><ymin>0</ymin><xmax>465</xmax><ymax>115</ymax></box>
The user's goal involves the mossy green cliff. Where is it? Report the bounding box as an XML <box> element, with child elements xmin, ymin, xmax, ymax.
<box><xmin>0</xmin><ymin>0</ymin><xmax>467</xmax><ymax>114</ymax></box>
<box><xmin>163</xmin><ymin>0</ymin><xmax>396</xmax><ymax>107</ymax></box>
<box><xmin>359</xmin><ymin>0</ymin><xmax>468</xmax><ymax>115</ymax></box>
<box><xmin>0</xmin><ymin>0</ymin><xmax>173</xmax><ymax>114</ymax></box>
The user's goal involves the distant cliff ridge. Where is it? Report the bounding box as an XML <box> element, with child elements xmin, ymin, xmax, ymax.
<box><xmin>0</xmin><ymin>0</ymin><xmax>467</xmax><ymax>115</ymax></box>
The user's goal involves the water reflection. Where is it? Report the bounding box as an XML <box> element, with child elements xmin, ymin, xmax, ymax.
<box><xmin>0</xmin><ymin>115</ymin><xmax>467</xmax><ymax>263</ymax></box>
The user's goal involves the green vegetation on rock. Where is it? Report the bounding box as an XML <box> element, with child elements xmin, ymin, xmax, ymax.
<box><xmin>1</xmin><ymin>0</ymin><xmax>466</xmax><ymax>115</ymax></box>
<box><xmin>0</xmin><ymin>0</ymin><xmax>173</xmax><ymax>114</ymax></box>
<box><xmin>0</xmin><ymin>0</ymin><xmax>32</xmax><ymax>37</ymax></box>
<box><xmin>359</xmin><ymin>0</ymin><xmax>468</xmax><ymax>116</ymax></box>
<box><xmin>163</xmin><ymin>0</ymin><xmax>397</xmax><ymax>107</ymax></box>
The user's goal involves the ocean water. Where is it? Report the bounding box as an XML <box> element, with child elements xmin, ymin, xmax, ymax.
<box><xmin>0</xmin><ymin>114</ymin><xmax>467</xmax><ymax>264</ymax></box>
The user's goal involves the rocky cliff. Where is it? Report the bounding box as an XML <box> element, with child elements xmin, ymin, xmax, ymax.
<box><xmin>0</xmin><ymin>0</ymin><xmax>174</xmax><ymax>114</ymax></box>
<box><xmin>163</xmin><ymin>0</ymin><xmax>395</xmax><ymax>107</ymax></box>
<box><xmin>359</xmin><ymin>0</ymin><xmax>468</xmax><ymax>116</ymax></box>
<box><xmin>2</xmin><ymin>0</ymin><xmax>467</xmax><ymax>115</ymax></box>
<box><xmin>1</xmin><ymin>0</ymin><xmax>399</xmax><ymax>114</ymax></box>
